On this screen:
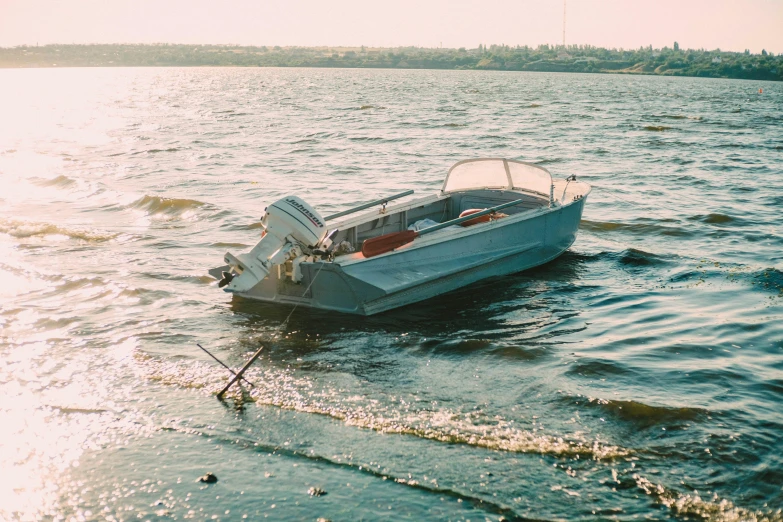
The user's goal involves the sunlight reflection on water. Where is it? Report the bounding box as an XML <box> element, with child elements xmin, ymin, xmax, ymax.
<box><xmin>0</xmin><ymin>67</ymin><xmax>781</xmax><ymax>521</ymax></box>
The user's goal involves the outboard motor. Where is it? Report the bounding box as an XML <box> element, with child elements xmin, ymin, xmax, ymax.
<box><xmin>221</xmin><ymin>196</ymin><xmax>328</xmax><ymax>293</ymax></box>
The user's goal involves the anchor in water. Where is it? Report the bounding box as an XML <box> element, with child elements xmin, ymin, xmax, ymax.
<box><xmin>195</xmin><ymin>343</ymin><xmax>262</xmax><ymax>399</ymax></box>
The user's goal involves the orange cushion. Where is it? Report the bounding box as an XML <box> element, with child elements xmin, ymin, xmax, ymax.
<box><xmin>459</xmin><ymin>208</ymin><xmax>491</xmax><ymax>227</ymax></box>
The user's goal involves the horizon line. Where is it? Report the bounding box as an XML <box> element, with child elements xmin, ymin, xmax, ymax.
<box><xmin>2</xmin><ymin>42</ymin><xmax>777</xmax><ymax>55</ymax></box>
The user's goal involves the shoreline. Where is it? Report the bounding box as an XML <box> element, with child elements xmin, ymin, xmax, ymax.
<box><xmin>1</xmin><ymin>44</ymin><xmax>780</xmax><ymax>82</ymax></box>
<box><xmin>0</xmin><ymin>64</ymin><xmax>779</xmax><ymax>83</ymax></box>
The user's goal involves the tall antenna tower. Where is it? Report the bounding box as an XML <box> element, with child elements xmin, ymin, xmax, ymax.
<box><xmin>562</xmin><ymin>0</ymin><xmax>567</xmax><ymax>47</ymax></box>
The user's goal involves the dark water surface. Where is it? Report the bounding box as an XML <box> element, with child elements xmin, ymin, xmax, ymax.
<box><xmin>0</xmin><ymin>68</ymin><xmax>781</xmax><ymax>521</ymax></box>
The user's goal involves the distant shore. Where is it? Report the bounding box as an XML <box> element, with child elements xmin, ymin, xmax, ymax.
<box><xmin>1</xmin><ymin>44</ymin><xmax>780</xmax><ymax>82</ymax></box>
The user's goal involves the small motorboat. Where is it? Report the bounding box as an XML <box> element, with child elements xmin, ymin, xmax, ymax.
<box><xmin>209</xmin><ymin>158</ymin><xmax>591</xmax><ymax>315</ymax></box>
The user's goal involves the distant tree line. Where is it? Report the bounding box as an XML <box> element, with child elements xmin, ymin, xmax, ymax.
<box><xmin>0</xmin><ymin>43</ymin><xmax>780</xmax><ymax>81</ymax></box>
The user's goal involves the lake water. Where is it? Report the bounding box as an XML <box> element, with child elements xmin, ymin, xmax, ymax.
<box><xmin>0</xmin><ymin>67</ymin><xmax>781</xmax><ymax>521</ymax></box>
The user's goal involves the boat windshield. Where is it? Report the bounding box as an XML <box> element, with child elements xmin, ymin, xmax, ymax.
<box><xmin>441</xmin><ymin>158</ymin><xmax>552</xmax><ymax>198</ymax></box>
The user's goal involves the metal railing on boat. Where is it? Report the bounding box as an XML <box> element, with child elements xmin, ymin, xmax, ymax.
<box><xmin>325</xmin><ymin>190</ymin><xmax>414</xmax><ymax>221</ymax></box>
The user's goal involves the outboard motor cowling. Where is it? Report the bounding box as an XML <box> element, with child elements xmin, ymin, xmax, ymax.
<box><xmin>222</xmin><ymin>196</ymin><xmax>327</xmax><ymax>293</ymax></box>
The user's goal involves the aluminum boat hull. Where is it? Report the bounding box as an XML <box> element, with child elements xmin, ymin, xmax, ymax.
<box><xmin>236</xmin><ymin>196</ymin><xmax>587</xmax><ymax>316</ymax></box>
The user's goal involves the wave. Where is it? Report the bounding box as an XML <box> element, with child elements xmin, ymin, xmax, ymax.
<box><xmin>634</xmin><ymin>474</ymin><xmax>781</xmax><ymax>522</ymax></box>
<box><xmin>128</xmin><ymin>195</ymin><xmax>208</xmax><ymax>216</ymax></box>
<box><xmin>566</xmin><ymin>359</ymin><xmax>636</xmax><ymax>378</ymax></box>
<box><xmin>752</xmin><ymin>267</ymin><xmax>783</xmax><ymax>295</ymax></box>
<box><xmin>565</xmin><ymin>396</ymin><xmax>707</xmax><ymax>428</ymax></box>
<box><xmin>488</xmin><ymin>344</ymin><xmax>549</xmax><ymax>361</ymax></box>
<box><xmin>0</xmin><ymin>218</ymin><xmax>118</xmax><ymax>242</ymax></box>
<box><xmin>658</xmin><ymin>114</ymin><xmax>702</xmax><ymax>121</ymax></box>
<box><xmin>49</xmin><ymin>275</ymin><xmax>108</xmax><ymax>293</ymax></box>
<box><xmin>698</xmin><ymin>264</ymin><xmax>783</xmax><ymax>296</ymax></box>
<box><xmin>240</xmin><ymin>387</ymin><xmax>630</xmax><ymax>459</ymax></box>
<box><xmin>580</xmin><ymin>219</ymin><xmax>691</xmax><ymax>238</ymax></box>
<box><xmin>537</xmin><ymin>248</ymin><xmax>668</xmax><ymax>270</ymax></box>
<box><xmin>413</xmin><ymin>338</ymin><xmax>504</xmax><ymax>357</ymax></box>
<box><xmin>348</xmin><ymin>136</ymin><xmax>406</xmax><ymax>142</ymax></box>
<box><xmin>617</xmin><ymin>248</ymin><xmax>668</xmax><ymax>267</ymax></box>
<box><xmin>34</xmin><ymin>174</ymin><xmax>77</xmax><ymax>188</ymax></box>
<box><xmin>210</xmin><ymin>242</ymin><xmax>249</xmax><ymax>248</ymax></box>
<box><xmin>143</xmin><ymin>357</ymin><xmax>628</xmax><ymax>460</ymax></box>
<box><xmin>688</xmin><ymin>213</ymin><xmax>743</xmax><ymax>226</ymax></box>
<box><xmin>130</xmin><ymin>147</ymin><xmax>180</xmax><ymax>155</ymax></box>
<box><xmin>140</xmin><ymin>272</ymin><xmax>215</xmax><ymax>285</ymax></box>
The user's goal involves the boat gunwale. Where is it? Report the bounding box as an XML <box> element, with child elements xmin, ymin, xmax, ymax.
<box><xmin>330</xmin><ymin>181</ymin><xmax>592</xmax><ymax>267</ymax></box>
<box><xmin>327</xmin><ymin>180</ymin><xmax>590</xmax><ymax>228</ymax></box>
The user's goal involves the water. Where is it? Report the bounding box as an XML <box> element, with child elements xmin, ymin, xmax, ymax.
<box><xmin>0</xmin><ymin>67</ymin><xmax>781</xmax><ymax>521</ymax></box>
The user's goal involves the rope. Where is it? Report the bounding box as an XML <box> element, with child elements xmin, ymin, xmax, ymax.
<box><xmin>209</xmin><ymin>257</ymin><xmax>328</xmax><ymax>399</ymax></box>
<box><xmin>277</xmin><ymin>259</ymin><xmax>327</xmax><ymax>332</ymax></box>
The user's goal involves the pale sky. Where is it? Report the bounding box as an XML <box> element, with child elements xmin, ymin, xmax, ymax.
<box><xmin>1</xmin><ymin>0</ymin><xmax>781</xmax><ymax>54</ymax></box>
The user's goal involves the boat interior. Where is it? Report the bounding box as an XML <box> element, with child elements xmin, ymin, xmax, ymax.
<box><xmin>321</xmin><ymin>159</ymin><xmax>590</xmax><ymax>256</ymax></box>
<box><xmin>327</xmin><ymin>188</ymin><xmax>551</xmax><ymax>256</ymax></box>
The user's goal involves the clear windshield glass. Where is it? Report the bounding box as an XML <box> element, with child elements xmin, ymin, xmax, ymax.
<box><xmin>442</xmin><ymin>159</ymin><xmax>509</xmax><ymax>192</ymax></box>
<box><xmin>507</xmin><ymin>161</ymin><xmax>552</xmax><ymax>196</ymax></box>
<box><xmin>442</xmin><ymin>159</ymin><xmax>552</xmax><ymax>197</ymax></box>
